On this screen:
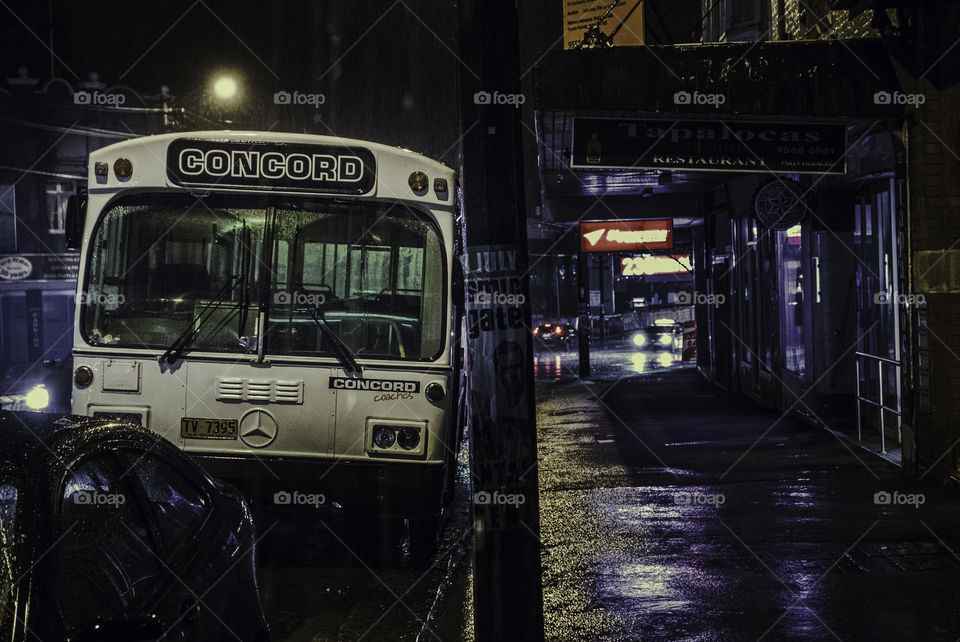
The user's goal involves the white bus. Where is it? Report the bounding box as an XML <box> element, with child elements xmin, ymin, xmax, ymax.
<box><xmin>69</xmin><ymin>131</ymin><xmax>463</xmax><ymax>549</ymax></box>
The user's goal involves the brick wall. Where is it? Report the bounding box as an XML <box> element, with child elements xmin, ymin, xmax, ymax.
<box><xmin>906</xmin><ymin>7</ymin><xmax>960</xmax><ymax>474</ymax></box>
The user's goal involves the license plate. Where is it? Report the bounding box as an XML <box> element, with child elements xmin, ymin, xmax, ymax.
<box><xmin>180</xmin><ymin>417</ymin><xmax>238</xmax><ymax>440</ymax></box>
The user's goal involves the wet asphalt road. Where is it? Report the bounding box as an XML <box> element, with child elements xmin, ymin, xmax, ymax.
<box><xmin>537</xmin><ymin>366</ymin><xmax>960</xmax><ymax>641</ymax></box>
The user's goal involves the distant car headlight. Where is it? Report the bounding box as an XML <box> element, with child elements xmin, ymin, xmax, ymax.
<box><xmin>658</xmin><ymin>334</ymin><xmax>672</xmax><ymax>346</ymax></box>
<box><xmin>25</xmin><ymin>385</ymin><xmax>50</xmax><ymax>410</ymax></box>
<box><xmin>632</xmin><ymin>333</ymin><xmax>647</xmax><ymax>348</ymax></box>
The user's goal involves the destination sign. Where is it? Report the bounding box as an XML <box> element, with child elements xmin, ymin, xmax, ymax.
<box><xmin>166</xmin><ymin>139</ymin><xmax>377</xmax><ymax>194</ymax></box>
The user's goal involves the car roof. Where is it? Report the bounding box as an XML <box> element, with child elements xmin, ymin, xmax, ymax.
<box><xmin>0</xmin><ymin>411</ymin><xmax>154</xmax><ymax>473</ymax></box>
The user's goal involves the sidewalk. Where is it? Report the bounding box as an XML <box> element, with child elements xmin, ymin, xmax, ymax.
<box><xmin>536</xmin><ymin>368</ymin><xmax>960</xmax><ymax>641</ymax></box>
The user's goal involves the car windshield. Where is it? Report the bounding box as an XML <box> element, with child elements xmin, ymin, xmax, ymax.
<box><xmin>82</xmin><ymin>196</ymin><xmax>446</xmax><ymax>361</ymax></box>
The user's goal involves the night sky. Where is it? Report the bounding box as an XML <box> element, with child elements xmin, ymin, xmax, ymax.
<box><xmin>2</xmin><ymin>1</ymin><xmax>462</xmax><ymax>161</ymax></box>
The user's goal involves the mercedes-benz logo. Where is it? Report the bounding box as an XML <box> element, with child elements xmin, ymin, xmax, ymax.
<box><xmin>239</xmin><ymin>409</ymin><xmax>278</xmax><ymax>448</ymax></box>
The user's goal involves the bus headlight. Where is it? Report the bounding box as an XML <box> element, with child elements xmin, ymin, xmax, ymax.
<box><xmin>658</xmin><ymin>334</ymin><xmax>672</xmax><ymax>346</ymax></box>
<box><xmin>397</xmin><ymin>427</ymin><xmax>421</xmax><ymax>450</ymax></box>
<box><xmin>75</xmin><ymin>366</ymin><xmax>94</xmax><ymax>387</ymax></box>
<box><xmin>373</xmin><ymin>426</ymin><xmax>397</xmax><ymax>449</ymax></box>
<box><xmin>25</xmin><ymin>385</ymin><xmax>50</xmax><ymax>411</ymax></box>
<box><xmin>632</xmin><ymin>333</ymin><xmax>647</xmax><ymax>348</ymax></box>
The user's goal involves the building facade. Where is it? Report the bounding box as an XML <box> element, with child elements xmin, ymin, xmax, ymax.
<box><xmin>527</xmin><ymin>0</ymin><xmax>960</xmax><ymax>475</ymax></box>
<box><xmin>0</xmin><ymin>70</ymin><xmax>166</xmax><ymax>409</ymax></box>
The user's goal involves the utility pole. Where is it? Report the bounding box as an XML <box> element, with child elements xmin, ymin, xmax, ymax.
<box><xmin>458</xmin><ymin>1</ymin><xmax>544</xmax><ymax>640</ymax></box>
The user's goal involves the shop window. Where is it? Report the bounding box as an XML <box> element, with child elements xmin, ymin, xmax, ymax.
<box><xmin>45</xmin><ymin>182</ymin><xmax>74</xmax><ymax>235</ymax></box>
<box><xmin>0</xmin><ymin>186</ymin><xmax>15</xmax><ymax>252</ymax></box>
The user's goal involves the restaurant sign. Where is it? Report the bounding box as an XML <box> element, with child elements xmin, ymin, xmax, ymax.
<box><xmin>572</xmin><ymin>118</ymin><xmax>848</xmax><ymax>174</ymax></box>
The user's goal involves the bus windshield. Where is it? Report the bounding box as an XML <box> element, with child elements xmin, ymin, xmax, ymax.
<box><xmin>82</xmin><ymin>196</ymin><xmax>446</xmax><ymax>362</ymax></box>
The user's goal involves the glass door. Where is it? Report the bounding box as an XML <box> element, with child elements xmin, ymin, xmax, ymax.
<box><xmin>853</xmin><ymin>179</ymin><xmax>902</xmax><ymax>454</ymax></box>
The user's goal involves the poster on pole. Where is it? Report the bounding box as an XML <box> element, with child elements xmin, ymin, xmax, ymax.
<box><xmin>464</xmin><ymin>244</ymin><xmax>534</xmax><ymax>529</ymax></box>
<box><xmin>563</xmin><ymin>0</ymin><xmax>645</xmax><ymax>50</ymax></box>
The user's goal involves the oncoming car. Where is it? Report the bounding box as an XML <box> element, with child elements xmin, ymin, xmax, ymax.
<box><xmin>632</xmin><ymin>319</ymin><xmax>682</xmax><ymax>351</ymax></box>
<box><xmin>0</xmin><ymin>411</ymin><xmax>268</xmax><ymax>642</ymax></box>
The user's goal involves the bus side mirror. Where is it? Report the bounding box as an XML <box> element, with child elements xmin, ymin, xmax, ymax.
<box><xmin>65</xmin><ymin>191</ymin><xmax>87</xmax><ymax>250</ymax></box>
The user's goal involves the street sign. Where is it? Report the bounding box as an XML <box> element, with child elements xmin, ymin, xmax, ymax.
<box><xmin>0</xmin><ymin>254</ymin><xmax>80</xmax><ymax>282</ymax></box>
<box><xmin>580</xmin><ymin>219</ymin><xmax>673</xmax><ymax>252</ymax></box>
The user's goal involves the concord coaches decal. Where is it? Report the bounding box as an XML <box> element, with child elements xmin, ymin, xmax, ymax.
<box><xmin>329</xmin><ymin>377</ymin><xmax>420</xmax><ymax>393</ymax></box>
<box><xmin>166</xmin><ymin>139</ymin><xmax>377</xmax><ymax>194</ymax></box>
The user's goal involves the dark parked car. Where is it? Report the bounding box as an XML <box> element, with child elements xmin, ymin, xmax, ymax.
<box><xmin>533</xmin><ymin>321</ymin><xmax>577</xmax><ymax>347</ymax></box>
<box><xmin>0</xmin><ymin>411</ymin><xmax>269</xmax><ymax>642</ymax></box>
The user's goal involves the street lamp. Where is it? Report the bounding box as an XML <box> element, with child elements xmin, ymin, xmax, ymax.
<box><xmin>212</xmin><ymin>74</ymin><xmax>239</xmax><ymax>101</ymax></box>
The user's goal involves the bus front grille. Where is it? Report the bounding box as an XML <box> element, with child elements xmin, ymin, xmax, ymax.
<box><xmin>217</xmin><ymin>378</ymin><xmax>304</xmax><ymax>404</ymax></box>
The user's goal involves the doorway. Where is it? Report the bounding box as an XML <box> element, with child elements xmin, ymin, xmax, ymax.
<box><xmin>853</xmin><ymin>179</ymin><xmax>902</xmax><ymax>457</ymax></box>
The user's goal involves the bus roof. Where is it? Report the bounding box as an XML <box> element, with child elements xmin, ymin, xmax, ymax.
<box><xmin>87</xmin><ymin>131</ymin><xmax>456</xmax><ymax>207</ymax></box>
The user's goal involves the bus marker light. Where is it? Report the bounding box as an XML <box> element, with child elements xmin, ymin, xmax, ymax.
<box><xmin>94</xmin><ymin>162</ymin><xmax>109</xmax><ymax>178</ymax></box>
<box><xmin>425</xmin><ymin>383</ymin><xmax>445</xmax><ymax>403</ymax></box>
<box><xmin>434</xmin><ymin>178</ymin><xmax>448</xmax><ymax>193</ymax></box>
<box><xmin>408</xmin><ymin>171</ymin><xmax>428</xmax><ymax>192</ymax></box>
<box><xmin>114</xmin><ymin>158</ymin><xmax>133</xmax><ymax>180</ymax></box>
<box><xmin>75</xmin><ymin>366</ymin><xmax>94</xmax><ymax>387</ymax></box>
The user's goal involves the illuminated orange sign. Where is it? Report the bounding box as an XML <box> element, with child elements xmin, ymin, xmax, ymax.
<box><xmin>580</xmin><ymin>219</ymin><xmax>673</xmax><ymax>252</ymax></box>
<box><xmin>621</xmin><ymin>254</ymin><xmax>691</xmax><ymax>276</ymax></box>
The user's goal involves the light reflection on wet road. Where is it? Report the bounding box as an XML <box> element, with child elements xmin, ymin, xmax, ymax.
<box><xmin>536</xmin><ymin>369</ymin><xmax>960</xmax><ymax>640</ymax></box>
<box><xmin>533</xmin><ymin>337</ymin><xmax>691</xmax><ymax>381</ymax></box>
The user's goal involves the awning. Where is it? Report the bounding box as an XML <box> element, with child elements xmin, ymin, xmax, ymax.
<box><xmin>533</xmin><ymin>39</ymin><xmax>904</xmax><ymax>119</ymax></box>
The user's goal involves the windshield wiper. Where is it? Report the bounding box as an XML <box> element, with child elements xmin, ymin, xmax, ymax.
<box><xmin>161</xmin><ymin>275</ymin><xmax>241</xmax><ymax>364</ymax></box>
<box><xmin>309</xmin><ymin>308</ymin><xmax>362</xmax><ymax>377</ymax></box>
